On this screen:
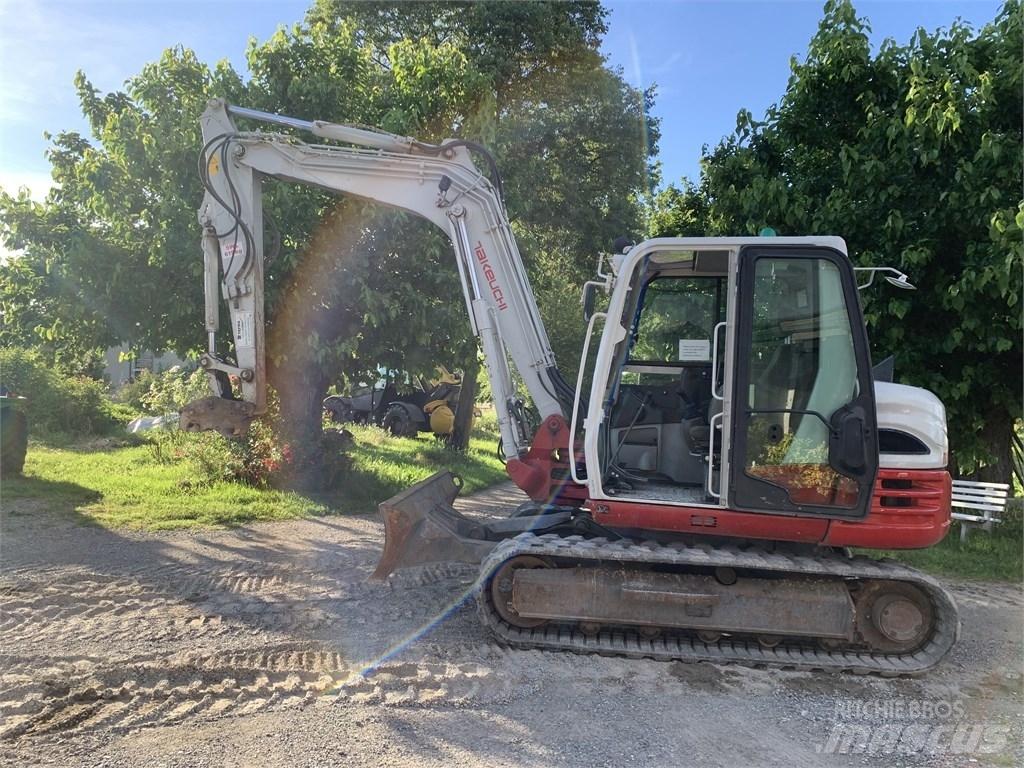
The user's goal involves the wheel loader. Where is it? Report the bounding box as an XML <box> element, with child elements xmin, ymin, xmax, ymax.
<box><xmin>181</xmin><ymin>100</ymin><xmax>958</xmax><ymax>674</ymax></box>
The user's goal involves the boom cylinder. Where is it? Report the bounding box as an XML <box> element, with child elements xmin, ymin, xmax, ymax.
<box><xmin>202</xmin><ymin>227</ymin><xmax>220</xmax><ymax>343</ymax></box>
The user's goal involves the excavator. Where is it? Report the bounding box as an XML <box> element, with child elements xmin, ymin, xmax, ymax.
<box><xmin>181</xmin><ymin>99</ymin><xmax>958</xmax><ymax>675</ymax></box>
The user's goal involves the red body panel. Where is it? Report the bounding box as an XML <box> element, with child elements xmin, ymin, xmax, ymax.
<box><xmin>591</xmin><ymin>499</ymin><xmax>830</xmax><ymax>543</ymax></box>
<box><xmin>508</xmin><ymin>422</ymin><xmax>950</xmax><ymax>551</ymax></box>
<box><xmin>823</xmin><ymin>468</ymin><xmax>951</xmax><ymax>549</ymax></box>
<box><xmin>506</xmin><ymin>415</ymin><xmax>588</xmax><ymax>504</ymax></box>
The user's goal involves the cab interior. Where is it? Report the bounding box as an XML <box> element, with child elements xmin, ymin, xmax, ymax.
<box><xmin>599</xmin><ymin>249</ymin><xmax>729</xmax><ymax>504</ymax></box>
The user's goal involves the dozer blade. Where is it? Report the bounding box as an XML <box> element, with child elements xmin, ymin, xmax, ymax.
<box><xmin>373</xmin><ymin>471</ymin><xmax>500</xmax><ymax>579</ymax></box>
<box><xmin>180</xmin><ymin>396</ymin><xmax>257</xmax><ymax>438</ymax></box>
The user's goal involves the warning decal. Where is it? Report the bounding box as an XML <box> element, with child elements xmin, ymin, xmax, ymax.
<box><xmin>234</xmin><ymin>312</ymin><xmax>254</xmax><ymax>348</ymax></box>
<box><xmin>221</xmin><ymin>242</ymin><xmax>244</xmax><ymax>263</ymax></box>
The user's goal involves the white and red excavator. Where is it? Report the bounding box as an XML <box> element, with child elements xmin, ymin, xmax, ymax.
<box><xmin>182</xmin><ymin>99</ymin><xmax>957</xmax><ymax>674</ymax></box>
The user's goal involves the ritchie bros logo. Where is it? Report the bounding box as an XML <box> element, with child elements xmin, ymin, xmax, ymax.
<box><xmin>474</xmin><ymin>241</ymin><xmax>508</xmax><ymax>311</ymax></box>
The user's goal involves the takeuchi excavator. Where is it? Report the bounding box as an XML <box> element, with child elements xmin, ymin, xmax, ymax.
<box><xmin>182</xmin><ymin>99</ymin><xmax>958</xmax><ymax>675</ymax></box>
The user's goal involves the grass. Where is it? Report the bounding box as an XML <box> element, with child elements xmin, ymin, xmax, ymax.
<box><xmin>3</xmin><ymin>442</ymin><xmax>330</xmax><ymax>529</ymax></box>
<box><xmin>338</xmin><ymin>422</ymin><xmax>507</xmax><ymax>508</ymax></box>
<box><xmin>862</xmin><ymin>515</ymin><xmax>1023</xmax><ymax>582</ymax></box>
<box><xmin>1</xmin><ymin>421</ymin><xmax>507</xmax><ymax>531</ymax></box>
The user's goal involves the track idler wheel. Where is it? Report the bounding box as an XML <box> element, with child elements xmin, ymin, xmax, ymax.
<box><xmin>489</xmin><ymin>555</ymin><xmax>552</xmax><ymax>629</ymax></box>
<box><xmin>855</xmin><ymin>581</ymin><xmax>934</xmax><ymax>653</ymax></box>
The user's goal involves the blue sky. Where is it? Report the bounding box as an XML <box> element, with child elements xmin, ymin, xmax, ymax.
<box><xmin>0</xmin><ymin>0</ymin><xmax>1004</xmax><ymax>201</ymax></box>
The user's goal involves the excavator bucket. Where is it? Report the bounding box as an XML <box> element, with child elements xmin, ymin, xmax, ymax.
<box><xmin>180</xmin><ymin>396</ymin><xmax>257</xmax><ymax>438</ymax></box>
<box><xmin>372</xmin><ymin>471</ymin><xmax>502</xmax><ymax>579</ymax></box>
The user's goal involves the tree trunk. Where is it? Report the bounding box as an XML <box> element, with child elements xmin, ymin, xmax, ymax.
<box><xmin>976</xmin><ymin>406</ymin><xmax>1014</xmax><ymax>487</ymax></box>
<box><xmin>450</xmin><ymin>356</ymin><xmax>480</xmax><ymax>451</ymax></box>
<box><xmin>267</xmin><ymin>357</ymin><xmax>330</xmax><ymax>490</ymax></box>
<box><xmin>271</xmin><ymin>367</ymin><xmax>326</xmax><ymax>447</ymax></box>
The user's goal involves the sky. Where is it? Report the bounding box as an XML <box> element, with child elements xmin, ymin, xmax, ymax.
<box><xmin>0</xmin><ymin>0</ymin><xmax>1005</xmax><ymax>204</ymax></box>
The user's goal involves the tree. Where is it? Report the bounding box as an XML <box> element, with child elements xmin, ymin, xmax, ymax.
<box><xmin>649</xmin><ymin>0</ymin><xmax>1022</xmax><ymax>484</ymax></box>
<box><xmin>0</xmin><ymin>50</ymin><xmax>241</xmax><ymax>371</ymax></box>
<box><xmin>0</xmin><ymin>1</ymin><xmax>656</xmax><ymax>467</ymax></box>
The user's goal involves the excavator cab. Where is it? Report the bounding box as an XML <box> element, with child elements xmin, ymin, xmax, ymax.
<box><xmin>583</xmin><ymin>240</ymin><xmax>879</xmax><ymax>525</ymax></box>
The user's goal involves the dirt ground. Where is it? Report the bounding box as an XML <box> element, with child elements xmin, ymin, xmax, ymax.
<box><xmin>1</xmin><ymin>483</ymin><xmax>1021</xmax><ymax>768</ymax></box>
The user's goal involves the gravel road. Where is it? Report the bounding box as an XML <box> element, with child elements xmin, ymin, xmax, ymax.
<box><xmin>1</xmin><ymin>483</ymin><xmax>1020</xmax><ymax>767</ymax></box>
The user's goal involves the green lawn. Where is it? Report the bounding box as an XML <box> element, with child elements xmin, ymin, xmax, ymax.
<box><xmin>863</xmin><ymin>516</ymin><xmax>1023</xmax><ymax>582</ymax></box>
<box><xmin>2</xmin><ymin>423</ymin><xmax>507</xmax><ymax>530</ymax></box>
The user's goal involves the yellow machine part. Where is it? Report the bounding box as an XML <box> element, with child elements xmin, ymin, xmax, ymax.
<box><xmin>424</xmin><ymin>400</ymin><xmax>455</xmax><ymax>435</ymax></box>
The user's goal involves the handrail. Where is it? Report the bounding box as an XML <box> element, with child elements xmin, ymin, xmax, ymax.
<box><xmin>569</xmin><ymin>311</ymin><xmax>607</xmax><ymax>485</ymax></box>
<box><xmin>710</xmin><ymin>321</ymin><xmax>727</xmax><ymax>400</ymax></box>
<box><xmin>707</xmin><ymin>411</ymin><xmax>724</xmax><ymax>499</ymax></box>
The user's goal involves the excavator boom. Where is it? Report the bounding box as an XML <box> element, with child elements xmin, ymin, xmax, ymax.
<box><xmin>184</xmin><ymin>99</ymin><xmax>571</xmax><ymax>456</ymax></box>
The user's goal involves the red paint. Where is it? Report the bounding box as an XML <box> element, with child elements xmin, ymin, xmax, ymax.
<box><xmin>592</xmin><ymin>499</ymin><xmax>831</xmax><ymax>543</ymax></box>
<box><xmin>508</xmin><ymin>421</ymin><xmax>950</xmax><ymax>550</ymax></box>
<box><xmin>823</xmin><ymin>468</ymin><xmax>951</xmax><ymax>549</ymax></box>
<box><xmin>506</xmin><ymin>415</ymin><xmax>588</xmax><ymax>504</ymax></box>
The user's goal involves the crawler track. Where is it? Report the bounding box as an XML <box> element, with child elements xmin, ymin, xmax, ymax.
<box><xmin>477</xmin><ymin>534</ymin><xmax>959</xmax><ymax>676</ymax></box>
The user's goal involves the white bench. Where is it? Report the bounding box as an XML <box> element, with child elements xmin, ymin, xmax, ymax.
<box><xmin>951</xmin><ymin>479</ymin><xmax>1010</xmax><ymax>542</ymax></box>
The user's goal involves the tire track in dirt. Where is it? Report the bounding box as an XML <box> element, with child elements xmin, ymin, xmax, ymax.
<box><xmin>0</xmin><ymin>596</ymin><xmax>343</xmax><ymax>646</ymax></box>
<box><xmin>0</xmin><ymin>563</ymin><xmax>377</xmax><ymax>643</ymax></box>
<box><xmin>948</xmin><ymin>581</ymin><xmax>1023</xmax><ymax>608</ymax></box>
<box><xmin>0</xmin><ymin>559</ymin><xmax>477</xmax><ymax>650</ymax></box>
<box><xmin>0</xmin><ymin>643</ymin><xmax>348</xmax><ymax>741</ymax></box>
<box><xmin>334</xmin><ymin>660</ymin><xmax>519</xmax><ymax>707</ymax></box>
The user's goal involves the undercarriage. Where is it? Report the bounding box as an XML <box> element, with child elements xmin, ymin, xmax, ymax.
<box><xmin>376</xmin><ymin>472</ymin><xmax>959</xmax><ymax>676</ymax></box>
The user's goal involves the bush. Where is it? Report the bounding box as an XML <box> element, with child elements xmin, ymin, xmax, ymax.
<box><xmin>148</xmin><ymin>389</ymin><xmax>351</xmax><ymax>490</ymax></box>
<box><xmin>0</xmin><ymin>347</ymin><xmax>123</xmax><ymax>437</ymax></box>
<box><xmin>148</xmin><ymin>422</ymin><xmax>288</xmax><ymax>488</ymax></box>
<box><xmin>117</xmin><ymin>367</ymin><xmax>208</xmax><ymax>415</ymax></box>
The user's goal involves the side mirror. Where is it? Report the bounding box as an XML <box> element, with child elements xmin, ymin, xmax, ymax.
<box><xmin>582</xmin><ymin>283</ymin><xmax>598</xmax><ymax>322</ymax></box>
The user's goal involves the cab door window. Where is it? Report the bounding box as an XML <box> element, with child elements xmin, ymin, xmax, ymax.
<box><xmin>737</xmin><ymin>256</ymin><xmax>869</xmax><ymax>510</ymax></box>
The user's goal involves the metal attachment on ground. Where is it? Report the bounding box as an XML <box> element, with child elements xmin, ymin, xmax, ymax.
<box><xmin>179</xmin><ymin>397</ymin><xmax>257</xmax><ymax>438</ymax></box>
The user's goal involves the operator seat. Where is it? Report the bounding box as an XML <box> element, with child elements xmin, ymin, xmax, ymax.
<box><xmin>679</xmin><ymin>366</ymin><xmax>717</xmax><ymax>454</ymax></box>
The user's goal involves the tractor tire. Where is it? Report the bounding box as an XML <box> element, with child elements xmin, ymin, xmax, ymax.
<box><xmin>382</xmin><ymin>405</ymin><xmax>418</xmax><ymax>438</ymax></box>
<box><xmin>0</xmin><ymin>408</ymin><xmax>28</xmax><ymax>478</ymax></box>
<box><xmin>328</xmin><ymin>402</ymin><xmax>354</xmax><ymax>424</ymax></box>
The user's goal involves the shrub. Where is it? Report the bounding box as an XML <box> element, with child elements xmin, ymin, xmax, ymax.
<box><xmin>147</xmin><ymin>389</ymin><xmax>351</xmax><ymax>490</ymax></box>
<box><xmin>148</xmin><ymin>422</ymin><xmax>288</xmax><ymax>488</ymax></box>
<box><xmin>0</xmin><ymin>347</ymin><xmax>122</xmax><ymax>437</ymax></box>
<box><xmin>116</xmin><ymin>367</ymin><xmax>208</xmax><ymax>415</ymax></box>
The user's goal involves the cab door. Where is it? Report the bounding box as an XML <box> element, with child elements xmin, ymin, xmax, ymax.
<box><xmin>728</xmin><ymin>246</ymin><xmax>878</xmax><ymax>518</ymax></box>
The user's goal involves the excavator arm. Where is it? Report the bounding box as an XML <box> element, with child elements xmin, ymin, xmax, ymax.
<box><xmin>183</xmin><ymin>99</ymin><xmax>574</xmax><ymax>458</ymax></box>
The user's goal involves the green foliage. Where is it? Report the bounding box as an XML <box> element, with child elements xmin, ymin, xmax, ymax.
<box><xmin>0</xmin><ymin>1</ymin><xmax>656</xmax><ymax>440</ymax></box>
<box><xmin>0</xmin><ymin>347</ymin><xmax>123</xmax><ymax>437</ymax></box>
<box><xmin>117</xmin><ymin>367</ymin><xmax>209</xmax><ymax>415</ymax></box>
<box><xmin>5</xmin><ymin>442</ymin><xmax>324</xmax><ymax>530</ymax></box>
<box><xmin>148</xmin><ymin>420</ymin><xmax>292</xmax><ymax>488</ymax></box>
<box><xmin>649</xmin><ymin>0</ymin><xmax>1022</xmax><ymax>481</ymax></box>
